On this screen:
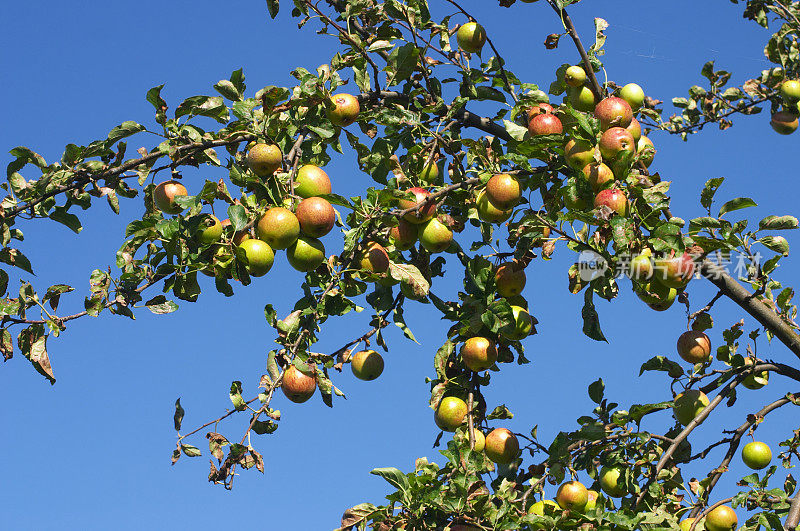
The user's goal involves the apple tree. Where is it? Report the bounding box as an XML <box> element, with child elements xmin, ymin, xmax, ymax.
<box><xmin>3</xmin><ymin>0</ymin><xmax>800</xmax><ymax>529</ymax></box>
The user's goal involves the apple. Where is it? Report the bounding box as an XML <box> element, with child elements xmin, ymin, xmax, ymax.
<box><xmin>564</xmin><ymin>65</ymin><xmax>587</xmax><ymax>87</ymax></box>
<box><xmin>599</xmin><ymin>465</ymin><xmax>627</xmax><ymax>497</ymax></box>
<box><xmin>637</xmin><ymin>136</ymin><xmax>656</xmax><ymax>167</ymax></box>
<box><xmin>568</xmin><ymin>85</ymin><xmax>597</xmax><ymax>112</ymax></box>
<box><xmin>456</xmin><ymin>22</ymin><xmax>486</xmax><ymax>53</ymax></box>
<box><xmin>741</xmin><ymin>441</ymin><xmax>772</xmax><ymax>470</ymax></box>
<box><xmin>582</xmin><ymin>162</ymin><xmax>615</xmax><ymax>191</ymax></box>
<box><xmin>528</xmin><ymin>113</ymin><xmax>563</xmax><ymax>135</ymax></box>
<box><xmin>236</xmin><ymin>239</ymin><xmax>275</xmax><ymax>277</ymax></box>
<box><xmin>677</xmin><ymin>330</ymin><xmax>711</xmax><ymax>364</ymax></box>
<box><xmin>461</xmin><ymin>336</ymin><xmax>498</xmax><ymax>372</ymax></box>
<box><xmin>247</xmin><ymin>143</ymin><xmax>282</xmax><ymax>177</ymax></box>
<box><xmin>476</xmin><ymin>190</ymin><xmax>513</xmax><ymax>223</ymax></box>
<box><xmin>435</xmin><ymin>396</ymin><xmax>468</xmax><ymax>432</ymax></box>
<box><xmin>654</xmin><ymin>252</ymin><xmax>695</xmax><ymax>289</ymax></box>
<box><xmin>594</xmin><ymin>188</ymin><xmax>628</xmax><ymax>216</ymax></box>
<box><xmin>154</xmin><ymin>180</ymin><xmax>188</xmax><ymax>214</ymax></box>
<box><xmin>673</xmin><ymin>389</ymin><xmax>710</xmax><ymax>426</ymax></box>
<box><xmin>471</xmin><ymin>429</ymin><xmax>485</xmax><ymax>452</ymax></box>
<box><xmin>484</xmin><ymin>428</ymin><xmax>519</xmax><ymax>464</ymax></box>
<box><xmin>390</xmin><ymin>219</ymin><xmax>419</xmax><ymax>250</ymax></box>
<box><xmin>679</xmin><ymin>518</ymin><xmax>703</xmax><ymax>531</ymax></box>
<box><xmin>286</xmin><ymin>236</ymin><xmax>326</xmax><ymax>272</ymax></box>
<box><xmin>256</xmin><ymin>207</ymin><xmax>300</xmax><ymax>250</ymax></box>
<box><xmin>704</xmin><ymin>505</ymin><xmax>737</xmax><ymax>531</ymax></box>
<box><xmin>556</xmin><ymin>480</ymin><xmax>589</xmax><ymax>511</ymax></box>
<box><xmin>742</xmin><ymin>357</ymin><xmax>769</xmax><ymax>389</ymax></box>
<box><xmin>420</xmin><ymin>160</ymin><xmax>442</xmax><ymax>185</ymax></box>
<box><xmin>501</xmin><ymin>305</ymin><xmax>533</xmax><ymax>340</ymax></box>
<box><xmin>562</xmin><ymin>184</ymin><xmax>588</xmax><ymax>211</ymax></box>
<box><xmin>599</xmin><ymin>127</ymin><xmax>636</xmax><ymax>163</ymax></box>
<box><xmin>351</xmin><ymin>349</ymin><xmax>384</xmax><ymax>381</ymax></box>
<box><xmin>419</xmin><ymin>218</ymin><xmax>453</xmax><ymax>253</ymax></box>
<box><xmin>281</xmin><ymin>365</ymin><xmax>317</xmax><ymax>403</ymax></box>
<box><xmin>197</xmin><ymin>214</ymin><xmax>223</xmax><ymax>244</ymax></box>
<box><xmin>635</xmin><ymin>278</ymin><xmax>677</xmax><ymax>308</ymax></box>
<box><xmin>771</xmin><ymin>110</ymin><xmax>798</xmax><ymax>135</ymax></box>
<box><xmin>495</xmin><ymin>262</ymin><xmax>526</xmax><ymax>298</ymax></box>
<box><xmin>485</xmin><ymin>173</ymin><xmax>521</xmax><ymax>209</ymax></box>
<box><xmin>629</xmin><ymin>248</ymin><xmax>654</xmax><ymax>281</ymax></box>
<box><xmin>595</xmin><ymin>96</ymin><xmax>633</xmax><ymax>130</ymax></box>
<box><xmin>780</xmin><ymin>79</ymin><xmax>800</xmax><ymax>102</ymax></box>
<box><xmin>619</xmin><ymin>83</ymin><xmax>645</xmax><ymax>112</ymax></box>
<box><xmin>584</xmin><ymin>490</ymin><xmax>599</xmax><ymax>511</ymax></box>
<box><xmin>296</xmin><ymin>197</ymin><xmax>336</xmax><ymax>238</ymax></box>
<box><xmin>359</xmin><ymin>242</ymin><xmax>390</xmax><ymax>274</ymax></box>
<box><xmin>564</xmin><ymin>138</ymin><xmax>596</xmax><ymax>170</ymax></box>
<box><xmin>527</xmin><ymin>102</ymin><xmax>554</xmax><ymax>121</ymax></box>
<box><xmin>399</xmin><ymin>187</ymin><xmax>437</xmax><ymax>224</ymax></box>
<box><xmin>626</xmin><ymin>117</ymin><xmax>642</xmax><ymax>142</ymax></box>
<box><xmin>294</xmin><ymin>164</ymin><xmax>331</xmax><ymax>198</ymax></box>
<box><xmin>529</xmin><ymin>499</ymin><xmax>559</xmax><ymax>516</ymax></box>
<box><xmin>326</xmin><ymin>93</ymin><xmax>360</xmax><ymax>127</ymax></box>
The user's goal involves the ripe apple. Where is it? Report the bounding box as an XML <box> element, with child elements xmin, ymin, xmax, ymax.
<box><xmin>582</xmin><ymin>162</ymin><xmax>615</xmax><ymax>191</ymax></box>
<box><xmin>599</xmin><ymin>127</ymin><xmax>636</xmax><ymax>163</ymax></box>
<box><xmin>564</xmin><ymin>138</ymin><xmax>596</xmax><ymax>170</ymax></box>
<box><xmin>461</xmin><ymin>336</ymin><xmax>498</xmax><ymax>372</ymax></box>
<box><xmin>390</xmin><ymin>219</ymin><xmax>419</xmax><ymax>250</ymax></box>
<box><xmin>484</xmin><ymin>428</ymin><xmax>519</xmax><ymax>464</ymax></box>
<box><xmin>247</xmin><ymin>143</ymin><xmax>282</xmax><ymax>176</ymax></box>
<box><xmin>673</xmin><ymin>389</ymin><xmax>710</xmax><ymax>426</ymax></box>
<box><xmin>742</xmin><ymin>357</ymin><xmax>769</xmax><ymax>389</ymax></box>
<box><xmin>327</xmin><ymin>93</ymin><xmax>360</xmax><ymax>127</ymax></box>
<box><xmin>626</xmin><ymin>117</ymin><xmax>642</xmax><ymax>142</ymax></box>
<box><xmin>399</xmin><ymin>187</ymin><xmax>437</xmax><ymax>224</ymax></box>
<box><xmin>564</xmin><ymin>65</ymin><xmax>587</xmax><ymax>87</ymax></box>
<box><xmin>595</xmin><ymin>96</ymin><xmax>633</xmax><ymax>130</ymax></box>
<box><xmin>256</xmin><ymin>207</ymin><xmax>300</xmax><ymax>250</ymax></box>
<box><xmin>286</xmin><ymin>236</ymin><xmax>326</xmax><ymax>272</ymax></box>
<box><xmin>419</xmin><ymin>218</ymin><xmax>453</xmax><ymax>253</ymax></box>
<box><xmin>556</xmin><ymin>480</ymin><xmax>589</xmax><ymax>511</ymax></box>
<box><xmin>476</xmin><ymin>190</ymin><xmax>513</xmax><ymax>223</ymax></box>
<box><xmin>770</xmin><ymin>110</ymin><xmax>798</xmax><ymax>135</ymax></box>
<box><xmin>154</xmin><ymin>180</ymin><xmax>188</xmax><ymax>214</ymax></box>
<box><xmin>677</xmin><ymin>330</ymin><xmax>711</xmax><ymax>364</ymax></box>
<box><xmin>359</xmin><ymin>242</ymin><xmax>390</xmax><ymax>274</ymax></box>
<box><xmin>236</xmin><ymin>239</ymin><xmax>275</xmax><ymax>277</ymax></box>
<box><xmin>296</xmin><ymin>197</ymin><xmax>336</xmax><ymax>238</ymax></box>
<box><xmin>594</xmin><ymin>188</ymin><xmax>628</xmax><ymax>216</ymax></box>
<box><xmin>619</xmin><ymin>83</ymin><xmax>645</xmax><ymax>112</ymax></box>
<box><xmin>527</xmin><ymin>102</ymin><xmax>554</xmax><ymax>121</ymax></box>
<box><xmin>495</xmin><ymin>262</ymin><xmax>526</xmax><ymax>298</ymax></box>
<box><xmin>485</xmin><ymin>173</ymin><xmax>521</xmax><ymax>209</ymax></box>
<box><xmin>780</xmin><ymin>79</ymin><xmax>800</xmax><ymax>102</ymax></box>
<box><xmin>528</xmin><ymin>113</ymin><xmax>563</xmax><ymax>135</ymax></box>
<box><xmin>568</xmin><ymin>85</ymin><xmax>597</xmax><ymax>112</ymax></box>
<box><xmin>435</xmin><ymin>396</ymin><xmax>468</xmax><ymax>432</ymax></box>
<box><xmin>197</xmin><ymin>214</ymin><xmax>223</xmax><ymax>244</ymax></box>
<box><xmin>654</xmin><ymin>252</ymin><xmax>695</xmax><ymax>289</ymax></box>
<box><xmin>637</xmin><ymin>136</ymin><xmax>656</xmax><ymax>167</ymax></box>
<box><xmin>456</xmin><ymin>22</ymin><xmax>486</xmax><ymax>53</ymax></box>
<box><xmin>294</xmin><ymin>164</ymin><xmax>331</xmax><ymax>198</ymax></box>
<box><xmin>281</xmin><ymin>365</ymin><xmax>317</xmax><ymax>403</ymax></box>
<box><xmin>741</xmin><ymin>441</ymin><xmax>772</xmax><ymax>469</ymax></box>
<box><xmin>629</xmin><ymin>248</ymin><xmax>654</xmax><ymax>281</ymax></box>
<box><xmin>351</xmin><ymin>349</ymin><xmax>384</xmax><ymax>381</ymax></box>
<box><xmin>704</xmin><ymin>505</ymin><xmax>737</xmax><ymax>531</ymax></box>
<box><xmin>599</xmin><ymin>465</ymin><xmax>627</xmax><ymax>497</ymax></box>
<box><xmin>501</xmin><ymin>305</ymin><xmax>533</xmax><ymax>340</ymax></box>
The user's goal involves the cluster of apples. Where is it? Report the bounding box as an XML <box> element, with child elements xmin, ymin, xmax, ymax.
<box><xmin>771</xmin><ymin>79</ymin><xmax>800</xmax><ymax>135</ymax></box>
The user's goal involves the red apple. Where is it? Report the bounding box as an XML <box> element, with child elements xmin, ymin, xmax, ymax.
<box><xmin>599</xmin><ymin>127</ymin><xmax>636</xmax><ymax>163</ymax></box>
<box><xmin>594</xmin><ymin>188</ymin><xmax>628</xmax><ymax>216</ymax></box>
<box><xmin>398</xmin><ymin>187</ymin><xmax>437</xmax><ymax>224</ymax></box>
<box><xmin>595</xmin><ymin>96</ymin><xmax>633</xmax><ymax>130</ymax></box>
<box><xmin>528</xmin><ymin>113</ymin><xmax>563</xmax><ymax>136</ymax></box>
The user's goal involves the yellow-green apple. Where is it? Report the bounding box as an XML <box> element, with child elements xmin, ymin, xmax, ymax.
<box><xmin>461</xmin><ymin>336</ymin><xmax>498</xmax><ymax>372</ymax></box>
<box><xmin>495</xmin><ymin>262</ymin><xmax>526</xmax><ymax>297</ymax></box>
<box><xmin>327</xmin><ymin>93</ymin><xmax>360</xmax><ymax>127</ymax></box>
<box><xmin>564</xmin><ymin>65</ymin><xmax>587</xmax><ymax>87</ymax></box>
<box><xmin>351</xmin><ymin>349</ymin><xmax>384</xmax><ymax>381</ymax></box>
<box><xmin>419</xmin><ymin>218</ymin><xmax>453</xmax><ymax>253</ymax></box>
<box><xmin>247</xmin><ymin>143</ymin><xmax>282</xmax><ymax>176</ymax></box>
<box><xmin>619</xmin><ymin>83</ymin><xmax>645</xmax><ymax>112</ymax></box>
<box><xmin>256</xmin><ymin>207</ymin><xmax>300</xmax><ymax>250</ymax></box>
<box><xmin>556</xmin><ymin>481</ymin><xmax>589</xmax><ymax>511</ymax></box>
<box><xmin>599</xmin><ymin>465</ymin><xmax>627</xmax><ymax>497</ymax></box>
<box><xmin>435</xmin><ymin>396</ymin><xmax>468</xmax><ymax>431</ymax></box>
<box><xmin>476</xmin><ymin>190</ymin><xmax>513</xmax><ymax>223</ymax></box>
<box><xmin>456</xmin><ymin>22</ymin><xmax>486</xmax><ymax>53</ymax></box>
<box><xmin>484</xmin><ymin>428</ymin><xmax>519</xmax><ymax>464</ymax></box>
<box><xmin>197</xmin><ymin>214</ymin><xmax>223</xmax><ymax>244</ymax></box>
<box><xmin>501</xmin><ymin>305</ymin><xmax>533</xmax><ymax>340</ymax></box>
<box><xmin>741</xmin><ymin>441</ymin><xmax>772</xmax><ymax>470</ymax></box>
<box><xmin>236</xmin><ymin>239</ymin><xmax>275</xmax><ymax>277</ymax></box>
<box><xmin>286</xmin><ymin>236</ymin><xmax>326</xmax><ymax>272</ymax></box>
<box><xmin>294</xmin><ymin>164</ymin><xmax>332</xmax><ymax>198</ymax></box>
<box><xmin>582</xmin><ymin>162</ymin><xmax>615</xmax><ymax>191</ymax></box>
<box><xmin>568</xmin><ymin>86</ymin><xmax>597</xmax><ymax>112</ymax></box>
<box><xmin>564</xmin><ymin>138</ymin><xmax>596</xmax><ymax>170</ymax></box>
<box><xmin>673</xmin><ymin>389</ymin><xmax>710</xmax><ymax>426</ymax></box>
<box><xmin>637</xmin><ymin>136</ymin><xmax>655</xmax><ymax>167</ymax></box>
<box><xmin>704</xmin><ymin>505</ymin><xmax>737</xmax><ymax>531</ymax></box>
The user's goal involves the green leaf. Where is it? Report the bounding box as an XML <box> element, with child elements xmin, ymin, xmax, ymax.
<box><xmin>145</xmin><ymin>295</ymin><xmax>179</xmax><ymax>314</ymax></box>
<box><xmin>213</xmin><ymin>80</ymin><xmax>241</xmax><ymax>101</ymax></box>
<box><xmin>486</xmin><ymin>404</ymin><xmax>514</xmax><ymax>420</ymax></box>
<box><xmin>581</xmin><ymin>288</ymin><xmax>607</xmax><ymax>342</ymax></box>
<box><xmin>758</xmin><ymin>215</ymin><xmax>799</xmax><ymax>231</ymax></box>
<box><xmin>588</xmin><ymin>378</ymin><xmax>605</xmax><ymax>404</ymax></box>
<box><xmin>385</xmin><ymin>43</ymin><xmax>420</xmax><ymax>86</ymax></box>
<box><xmin>174</xmin><ymin>398</ymin><xmax>185</xmax><ymax>431</ymax></box>
<box><xmin>50</xmin><ymin>206</ymin><xmax>82</xmax><ymax>234</ymax></box>
<box><xmin>180</xmin><ymin>444</ymin><xmax>202</xmax><ymax>457</ymax></box>
<box><xmin>718</xmin><ymin>197</ymin><xmax>757</xmax><ymax>217</ymax></box>
<box><xmin>700</xmin><ymin>177</ymin><xmax>724</xmax><ymax>211</ymax></box>
<box><xmin>639</xmin><ymin>356</ymin><xmax>684</xmax><ymax>378</ymax></box>
<box><xmin>370</xmin><ymin>467</ymin><xmax>410</xmax><ymax>494</ymax></box>
<box><xmin>107</xmin><ymin>121</ymin><xmax>145</xmax><ymax>145</ymax></box>
<box><xmin>759</xmin><ymin>235</ymin><xmax>789</xmax><ymax>255</ymax></box>
<box><xmin>229</xmin><ymin>381</ymin><xmax>246</xmax><ymax>410</ymax></box>
<box><xmin>228</xmin><ymin>204</ymin><xmax>248</xmax><ymax>231</ymax></box>
<box><xmin>503</xmin><ymin>120</ymin><xmax>528</xmax><ymax>141</ymax></box>
<box><xmin>265</xmin><ymin>0</ymin><xmax>279</xmax><ymax>18</ymax></box>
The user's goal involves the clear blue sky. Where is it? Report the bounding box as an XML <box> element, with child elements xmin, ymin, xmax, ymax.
<box><xmin>1</xmin><ymin>2</ymin><xmax>797</xmax><ymax>529</ymax></box>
